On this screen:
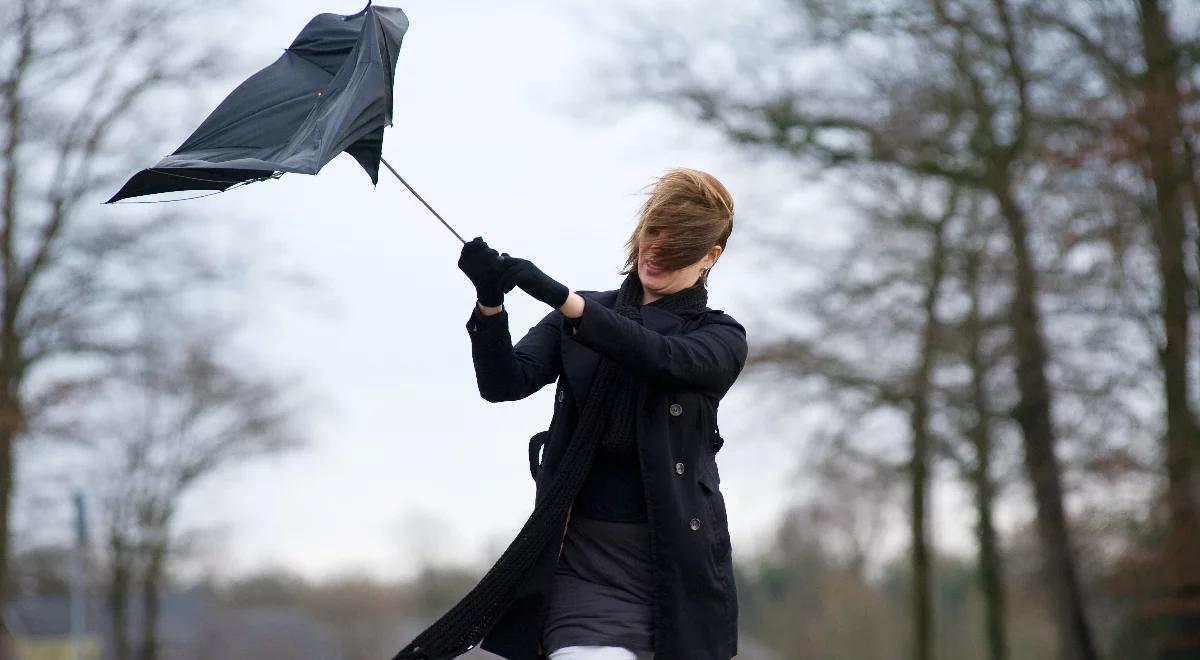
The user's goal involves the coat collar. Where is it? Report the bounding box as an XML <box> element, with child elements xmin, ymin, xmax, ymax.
<box><xmin>560</xmin><ymin>290</ymin><xmax>690</xmax><ymax>408</ymax></box>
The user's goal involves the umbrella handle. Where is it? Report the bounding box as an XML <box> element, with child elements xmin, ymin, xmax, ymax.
<box><xmin>379</xmin><ymin>157</ymin><xmax>467</xmax><ymax>245</ymax></box>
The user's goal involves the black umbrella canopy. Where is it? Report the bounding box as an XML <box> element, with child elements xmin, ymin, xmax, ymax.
<box><xmin>107</xmin><ymin>2</ymin><xmax>409</xmax><ymax>203</ymax></box>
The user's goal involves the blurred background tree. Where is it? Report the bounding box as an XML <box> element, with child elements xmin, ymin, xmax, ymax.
<box><xmin>0</xmin><ymin>0</ymin><xmax>298</xmax><ymax>657</ymax></box>
<box><xmin>88</xmin><ymin>309</ymin><xmax>300</xmax><ymax>660</ymax></box>
<box><xmin>0</xmin><ymin>0</ymin><xmax>229</xmax><ymax>615</ymax></box>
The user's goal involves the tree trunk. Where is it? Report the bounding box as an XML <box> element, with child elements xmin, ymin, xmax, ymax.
<box><xmin>1137</xmin><ymin>0</ymin><xmax>1200</xmax><ymax>545</ymax></box>
<box><xmin>0</xmin><ymin>348</ymin><xmax>24</xmax><ymax>635</ymax></box>
<box><xmin>910</xmin><ymin>216</ymin><xmax>948</xmax><ymax>660</ymax></box>
<box><xmin>0</xmin><ymin>342</ymin><xmax>23</xmax><ymax>630</ymax></box>
<box><xmin>138</xmin><ymin>542</ymin><xmax>165</xmax><ymax>660</ymax></box>
<box><xmin>910</xmin><ymin>378</ymin><xmax>932</xmax><ymax>660</ymax></box>
<box><xmin>0</xmin><ymin>424</ymin><xmax>11</xmax><ymax>644</ymax></box>
<box><xmin>0</xmin><ymin>388</ymin><xmax>23</xmax><ymax>632</ymax></box>
<box><xmin>0</xmin><ymin>0</ymin><xmax>31</xmax><ymax>620</ymax></box>
<box><xmin>1184</xmin><ymin>139</ymin><xmax>1200</xmax><ymax>313</ymax></box>
<box><xmin>963</xmin><ymin>231</ymin><xmax>1008</xmax><ymax>660</ymax></box>
<box><xmin>994</xmin><ymin>185</ymin><xmax>1098</xmax><ymax>660</ymax></box>
<box><xmin>1135</xmin><ymin>2</ymin><xmax>1200</xmax><ymax>656</ymax></box>
<box><xmin>973</xmin><ymin>415</ymin><xmax>1007</xmax><ymax>660</ymax></box>
<box><xmin>109</xmin><ymin>541</ymin><xmax>132</xmax><ymax>660</ymax></box>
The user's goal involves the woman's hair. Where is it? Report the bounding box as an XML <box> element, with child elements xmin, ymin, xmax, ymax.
<box><xmin>621</xmin><ymin>168</ymin><xmax>734</xmax><ymax>285</ymax></box>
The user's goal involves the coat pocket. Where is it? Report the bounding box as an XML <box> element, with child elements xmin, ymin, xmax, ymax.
<box><xmin>528</xmin><ymin>430</ymin><xmax>549</xmax><ymax>481</ymax></box>
<box><xmin>697</xmin><ymin>458</ymin><xmax>732</xmax><ymax>568</ymax></box>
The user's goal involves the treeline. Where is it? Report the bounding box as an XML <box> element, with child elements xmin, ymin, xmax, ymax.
<box><xmin>10</xmin><ymin>498</ymin><xmax>1136</xmax><ymax>660</ymax></box>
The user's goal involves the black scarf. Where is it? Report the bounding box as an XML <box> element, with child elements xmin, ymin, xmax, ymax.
<box><xmin>393</xmin><ymin>272</ymin><xmax>709</xmax><ymax>660</ymax></box>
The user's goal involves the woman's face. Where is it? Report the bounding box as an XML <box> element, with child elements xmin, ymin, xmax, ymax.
<box><xmin>637</xmin><ymin>234</ymin><xmax>722</xmax><ymax>301</ymax></box>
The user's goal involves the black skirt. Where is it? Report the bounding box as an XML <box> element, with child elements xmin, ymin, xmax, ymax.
<box><xmin>542</xmin><ymin>514</ymin><xmax>656</xmax><ymax>654</ymax></box>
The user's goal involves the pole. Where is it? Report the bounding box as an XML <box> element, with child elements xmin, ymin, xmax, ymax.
<box><xmin>70</xmin><ymin>492</ymin><xmax>89</xmax><ymax>660</ymax></box>
<box><xmin>379</xmin><ymin>158</ymin><xmax>467</xmax><ymax>245</ymax></box>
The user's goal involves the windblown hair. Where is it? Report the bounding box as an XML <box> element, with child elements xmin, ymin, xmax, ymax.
<box><xmin>620</xmin><ymin>168</ymin><xmax>734</xmax><ymax>285</ymax></box>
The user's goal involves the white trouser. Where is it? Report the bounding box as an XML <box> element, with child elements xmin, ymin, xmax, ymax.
<box><xmin>548</xmin><ymin>645</ymin><xmax>654</xmax><ymax>660</ymax></box>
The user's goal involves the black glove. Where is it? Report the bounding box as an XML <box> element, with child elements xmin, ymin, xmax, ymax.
<box><xmin>497</xmin><ymin>256</ymin><xmax>570</xmax><ymax>308</ymax></box>
<box><xmin>457</xmin><ymin>237</ymin><xmax>505</xmax><ymax>306</ymax></box>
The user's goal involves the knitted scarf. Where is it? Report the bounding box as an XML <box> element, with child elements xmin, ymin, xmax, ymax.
<box><xmin>392</xmin><ymin>272</ymin><xmax>709</xmax><ymax>660</ymax></box>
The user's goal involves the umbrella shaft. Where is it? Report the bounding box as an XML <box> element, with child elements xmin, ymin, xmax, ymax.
<box><xmin>380</xmin><ymin>157</ymin><xmax>466</xmax><ymax>244</ymax></box>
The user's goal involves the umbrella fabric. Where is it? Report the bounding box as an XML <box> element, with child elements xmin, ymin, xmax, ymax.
<box><xmin>107</xmin><ymin>2</ymin><xmax>408</xmax><ymax>203</ymax></box>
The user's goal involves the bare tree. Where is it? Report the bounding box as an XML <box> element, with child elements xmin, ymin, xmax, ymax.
<box><xmin>1129</xmin><ymin>8</ymin><xmax>1200</xmax><ymax>644</ymax></box>
<box><xmin>955</xmin><ymin>198</ymin><xmax>1009</xmax><ymax>660</ymax></box>
<box><xmin>0</xmin><ymin>0</ymin><xmax>229</xmax><ymax>622</ymax></box>
<box><xmin>749</xmin><ymin>174</ymin><xmax>962</xmax><ymax>660</ymax></box>
<box><xmin>906</xmin><ymin>191</ymin><xmax>953</xmax><ymax>660</ymax></box>
<box><xmin>87</xmin><ymin>309</ymin><xmax>300</xmax><ymax>660</ymax></box>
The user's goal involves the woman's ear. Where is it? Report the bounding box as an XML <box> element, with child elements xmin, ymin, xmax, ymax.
<box><xmin>706</xmin><ymin>245</ymin><xmax>723</xmax><ymax>269</ymax></box>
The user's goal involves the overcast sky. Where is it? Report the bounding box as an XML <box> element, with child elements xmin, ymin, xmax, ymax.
<box><xmin>27</xmin><ymin>0</ymin><xmax>984</xmax><ymax>582</ymax></box>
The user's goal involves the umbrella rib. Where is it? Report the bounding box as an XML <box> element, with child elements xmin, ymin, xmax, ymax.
<box><xmin>379</xmin><ymin>157</ymin><xmax>466</xmax><ymax>244</ymax></box>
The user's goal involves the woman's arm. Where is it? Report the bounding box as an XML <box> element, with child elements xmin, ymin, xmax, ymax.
<box><xmin>457</xmin><ymin>238</ymin><xmax>561</xmax><ymax>402</ymax></box>
<box><xmin>465</xmin><ymin>303</ymin><xmax>562</xmax><ymax>402</ymax></box>
<box><xmin>494</xmin><ymin>255</ymin><xmax>747</xmax><ymax>395</ymax></box>
<box><xmin>561</xmin><ymin>294</ymin><xmax>748</xmax><ymax>396</ymax></box>
<box><xmin>558</xmin><ymin>293</ymin><xmax>584</xmax><ymax>319</ymax></box>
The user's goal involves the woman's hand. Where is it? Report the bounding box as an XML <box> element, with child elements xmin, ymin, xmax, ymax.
<box><xmin>497</xmin><ymin>256</ymin><xmax>570</xmax><ymax>309</ymax></box>
<box><xmin>457</xmin><ymin>237</ymin><xmax>506</xmax><ymax>308</ymax></box>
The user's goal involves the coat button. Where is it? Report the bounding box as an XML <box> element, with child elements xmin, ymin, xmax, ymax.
<box><xmin>669</xmin><ymin>403</ymin><xmax>683</xmax><ymax>417</ymax></box>
<box><xmin>688</xmin><ymin>517</ymin><xmax>701</xmax><ymax>531</ymax></box>
<box><xmin>556</xmin><ymin>390</ymin><xmax>564</xmax><ymax>403</ymax></box>
<box><xmin>675</xmin><ymin>462</ymin><xmax>685</xmax><ymax>475</ymax></box>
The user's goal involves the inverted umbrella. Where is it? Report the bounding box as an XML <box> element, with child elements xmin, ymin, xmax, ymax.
<box><xmin>107</xmin><ymin>1</ymin><xmax>464</xmax><ymax>243</ymax></box>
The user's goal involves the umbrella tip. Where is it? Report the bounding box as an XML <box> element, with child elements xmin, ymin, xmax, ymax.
<box><xmin>346</xmin><ymin>0</ymin><xmax>371</xmax><ymax>20</ymax></box>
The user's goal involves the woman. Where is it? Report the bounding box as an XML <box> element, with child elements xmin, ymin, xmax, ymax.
<box><xmin>393</xmin><ymin>169</ymin><xmax>746</xmax><ymax>660</ymax></box>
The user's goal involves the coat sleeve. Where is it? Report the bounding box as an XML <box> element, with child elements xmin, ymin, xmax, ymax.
<box><xmin>465</xmin><ymin>304</ymin><xmax>562</xmax><ymax>402</ymax></box>
<box><xmin>567</xmin><ymin>300</ymin><xmax>748</xmax><ymax>396</ymax></box>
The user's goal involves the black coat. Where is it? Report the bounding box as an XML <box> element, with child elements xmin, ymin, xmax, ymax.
<box><xmin>463</xmin><ymin>287</ymin><xmax>748</xmax><ymax>660</ymax></box>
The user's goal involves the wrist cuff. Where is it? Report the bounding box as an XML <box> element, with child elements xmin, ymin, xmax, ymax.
<box><xmin>476</xmin><ymin>288</ymin><xmax>503</xmax><ymax>307</ymax></box>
